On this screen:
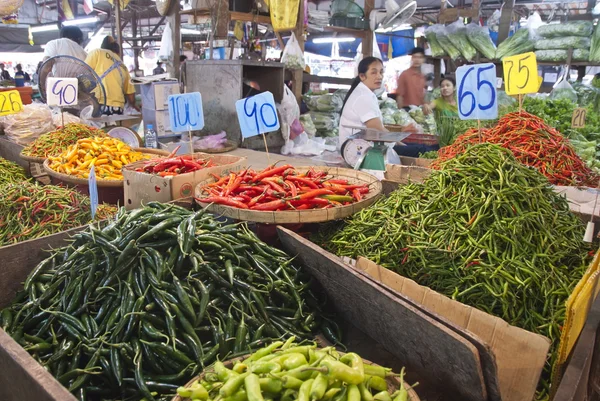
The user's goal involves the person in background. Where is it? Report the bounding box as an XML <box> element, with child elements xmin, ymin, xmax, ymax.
<box><xmin>43</xmin><ymin>26</ymin><xmax>87</xmax><ymax>61</ymax></box>
<box><xmin>179</xmin><ymin>55</ymin><xmax>188</xmax><ymax>92</ymax></box>
<box><xmin>32</xmin><ymin>61</ymin><xmax>42</xmax><ymax>85</ymax></box>
<box><xmin>396</xmin><ymin>47</ymin><xmax>426</xmax><ymax>110</ymax></box>
<box><xmin>15</xmin><ymin>64</ymin><xmax>31</xmax><ymax>82</ymax></box>
<box><xmin>423</xmin><ymin>77</ymin><xmax>458</xmax><ymax>118</ymax></box>
<box><xmin>153</xmin><ymin>61</ymin><xmax>165</xmax><ymax>75</ymax></box>
<box><xmin>0</xmin><ymin>64</ymin><xmax>11</xmax><ymax>81</ymax></box>
<box><xmin>85</xmin><ymin>36</ymin><xmax>139</xmax><ymax>115</ymax></box>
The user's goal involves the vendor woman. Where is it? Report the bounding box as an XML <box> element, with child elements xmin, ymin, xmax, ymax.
<box><xmin>423</xmin><ymin>76</ymin><xmax>458</xmax><ymax>118</ymax></box>
<box><xmin>338</xmin><ymin>57</ymin><xmax>387</xmax><ymax>148</ymax></box>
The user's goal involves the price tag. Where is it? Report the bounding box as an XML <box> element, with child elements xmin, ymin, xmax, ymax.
<box><xmin>572</xmin><ymin>108</ymin><xmax>587</xmax><ymax>128</ymax></box>
<box><xmin>502</xmin><ymin>52</ymin><xmax>539</xmax><ymax>96</ymax></box>
<box><xmin>235</xmin><ymin>91</ymin><xmax>280</xmax><ymax>138</ymax></box>
<box><xmin>0</xmin><ymin>90</ymin><xmax>23</xmax><ymax>116</ymax></box>
<box><xmin>456</xmin><ymin>63</ymin><xmax>498</xmax><ymax>120</ymax></box>
<box><xmin>47</xmin><ymin>78</ymin><xmax>78</xmax><ymax>107</ymax></box>
<box><xmin>89</xmin><ymin>165</ymin><xmax>98</xmax><ymax>219</ymax></box>
<box><xmin>167</xmin><ymin>92</ymin><xmax>205</xmax><ymax>133</ymax></box>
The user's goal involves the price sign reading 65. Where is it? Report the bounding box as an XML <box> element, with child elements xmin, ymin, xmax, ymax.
<box><xmin>456</xmin><ymin>63</ymin><xmax>498</xmax><ymax>120</ymax></box>
<box><xmin>236</xmin><ymin>91</ymin><xmax>280</xmax><ymax>138</ymax></box>
<box><xmin>0</xmin><ymin>90</ymin><xmax>23</xmax><ymax>116</ymax></box>
<box><xmin>503</xmin><ymin>52</ymin><xmax>539</xmax><ymax>96</ymax></box>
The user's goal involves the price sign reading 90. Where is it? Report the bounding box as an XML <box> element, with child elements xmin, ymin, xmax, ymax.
<box><xmin>47</xmin><ymin>78</ymin><xmax>78</xmax><ymax>107</ymax></box>
<box><xmin>503</xmin><ymin>52</ymin><xmax>539</xmax><ymax>96</ymax></box>
<box><xmin>456</xmin><ymin>63</ymin><xmax>498</xmax><ymax>120</ymax></box>
<box><xmin>236</xmin><ymin>91</ymin><xmax>280</xmax><ymax>138</ymax></box>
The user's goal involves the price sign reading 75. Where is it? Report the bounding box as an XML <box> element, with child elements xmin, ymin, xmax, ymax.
<box><xmin>456</xmin><ymin>63</ymin><xmax>498</xmax><ymax>120</ymax></box>
<box><xmin>503</xmin><ymin>52</ymin><xmax>539</xmax><ymax>96</ymax></box>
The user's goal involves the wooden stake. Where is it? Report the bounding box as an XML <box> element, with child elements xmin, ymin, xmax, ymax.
<box><xmin>189</xmin><ymin>128</ymin><xmax>194</xmax><ymax>160</ymax></box>
<box><xmin>262</xmin><ymin>133</ymin><xmax>270</xmax><ymax>161</ymax></box>
<box><xmin>61</xmin><ymin>108</ymin><xmax>65</xmax><ymax>128</ymax></box>
<box><xmin>518</xmin><ymin>94</ymin><xmax>523</xmax><ymax>114</ymax></box>
<box><xmin>477</xmin><ymin>119</ymin><xmax>481</xmax><ymax>143</ymax></box>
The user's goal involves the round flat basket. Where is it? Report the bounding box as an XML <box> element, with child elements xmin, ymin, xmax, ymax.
<box><xmin>171</xmin><ymin>352</ymin><xmax>420</xmax><ymax>401</ymax></box>
<box><xmin>43</xmin><ymin>159</ymin><xmax>124</xmax><ymax>187</ymax></box>
<box><xmin>194</xmin><ymin>140</ymin><xmax>238</xmax><ymax>154</ymax></box>
<box><xmin>20</xmin><ymin>152</ymin><xmax>47</xmax><ymax>164</ymax></box>
<box><xmin>195</xmin><ymin>166</ymin><xmax>382</xmax><ymax>224</ymax></box>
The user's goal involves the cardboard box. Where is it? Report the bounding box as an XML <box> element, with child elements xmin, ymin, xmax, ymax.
<box><xmin>382</xmin><ymin>164</ymin><xmax>433</xmax><ymax>195</ymax></box>
<box><xmin>142</xmin><ymin>107</ymin><xmax>174</xmax><ymax>137</ymax></box>
<box><xmin>399</xmin><ymin>156</ymin><xmax>434</xmax><ymax>168</ymax></box>
<box><xmin>141</xmin><ymin>81</ymin><xmax>180</xmax><ymax>111</ymax></box>
<box><xmin>123</xmin><ymin>153</ymin><xmax>246</xmax><ymax>209</ymax></box>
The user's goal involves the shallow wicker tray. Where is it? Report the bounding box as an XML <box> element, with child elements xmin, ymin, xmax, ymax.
<box><xmin>194</xmin><ymin>140</ymin><xmax>238</xmax><ymax>154</ymax></box>
<box><xmin>172</xmin><ymin>351</ymin><xmax>420</xmax><ymax>401</ymax></box>
<box><xmin>19</xmin><ymin>152</ymin><xmax>47</xmax><ymax>164</ymax></box>
<box><xmin>194</xmin><ymin>166</ymin><xmax>382</xmax><ymax>224</ymax></box>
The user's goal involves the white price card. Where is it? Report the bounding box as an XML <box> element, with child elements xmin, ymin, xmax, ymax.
<box><xmin>89</xmin><ymin>165</ymin><xmax>98</xmax><ymax>219</ymax></box>
<box><xmin>47</xmin><ymin>77</ymin><xmax>78</xmax><ymax>107</ymax></box>
<box><xmin>235</xmin><ymin>91</ymin><xmax>280</xmax><ymax>138</ymax></box>
<box><xmin>456</xmin><ymin>63</ymin><xmax>498</xmax><ymax>120</ymax></box>
<box><xmin>167</xmin><ymin>92</ymin><xmax>205</xmax><ymax>133</ymax></box>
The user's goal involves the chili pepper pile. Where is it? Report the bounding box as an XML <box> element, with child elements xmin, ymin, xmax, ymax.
<box><xmin>177</xmin><ymin>340</ymin><xmax>414</xmax><ymax>401</ymax></box>
<box><xmin>0</xmin><ymin>157</ymin><xmax>28</xmax><ymax>185</ymax></box>
<box><xmin>48</xmin><ymin>136</ymin><xmax>151</xmax><ymax>180</ymax></box>
<box><xmin>198</xmin><ymin>165</ymin><xmax>370</xmax><ymax>211</ymax></box>
<box><xmin>323</xmin><ymin>143</ymin><xmax>592</xmax><ymax>399</ymax></box>
<box><xmin>137</xmin><ymin>155</ymin><xmax>217</xmax><ymax>177</ymax></box>
<box><xmin>0</xmin><ymin>181</ymin><xmax>116</xmax><ymax>246</ymax></box>
<box><xmin>432</xmin><ymin>111</ymin><xmax>599</xmax><ymax>186</ymax></box>
<box><xmin>1</xmin><ymin>202</ymin><xmax>325</xmax><ymax>400</ymax></box>
<box><xmin>21</xmin><ymin>123</ymin><xmax>104</xmax><ymax>159</ymax></box>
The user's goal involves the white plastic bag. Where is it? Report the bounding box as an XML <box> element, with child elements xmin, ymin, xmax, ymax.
<box><xmin>372</xmin><ymin>31</ymin><xmax>383</xmax><ymax>60</ymax></box>
<box><xmin>487</xmin><ymin>9</ymin><xmax>501</xmax><ymax>32</ymax></box>
<box><xmin>386</xmin><ymin>144</ymin><xmax>400</xmax><ymax>165</ymax></box>
<box><xmin>279</xmin><ymin>85</ymin><xmax>301</xmax><ymax>154</ymax></box>
<box><xmin>527</xmin><ymin>12</ymin><xmax>544</xmax><ymax>41</ymax></box>
<box><xmin>158</xmin><ymin>22</ymin><xmax>173</xmax><ymax>61</ymax></box>
<box><xmin>550</xmin><ymin>77</ymin><xmax>578</xmax><ymax>103</ymax></box>
<box><xmin>281</xmin><ymin>33</ymin><xmax>305</xmax><ymax>70</ymax></box>
<box><xmin>594</xmin><ymin>2</ymin><xmax>600</xmax><ymax>16</ymax></box>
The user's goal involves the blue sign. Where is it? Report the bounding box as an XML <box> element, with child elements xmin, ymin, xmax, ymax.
<box><xmin>456</xmin><ymin>63</ymin><xmax>498</xmax><ymax>120</ymax></box>
<box><xmin>89</xmin><ymin>165</ymin><xmax>98</xmax><ymax>219</ymax></box>
<box><xmin>235</xmin><ymin>91</ymin><xmax>280</xmax><ymax>138</ymax></box>
<box><xmin>168</xmin><ymin>92</ymin><xmax>205</xmax><ymax>132</ymax></box>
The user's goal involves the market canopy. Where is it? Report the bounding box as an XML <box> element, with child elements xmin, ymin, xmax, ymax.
<box><xmin>0</xmin><ymin>25</ymin><xmax>60</xmax><ymax>53</ymax></box>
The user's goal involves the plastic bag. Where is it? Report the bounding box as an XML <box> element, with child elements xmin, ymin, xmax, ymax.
<box><xmin>383</xmin><ymin>114</ymin><xmax>396</xmax><ymax>125</ymax></box>
<box><xmin>590</xmin><ymin>24</ymin><xmax>600</xmax><ymax>62</ymax></box>
<box><xmin>0</xmin><ymin>103</ymin><xmax>55</xmax><ymax>145</ymax></box>
<box><xmin>537</xmin><ymin>21</ymin><xmax>593</xmax><ymax>38</ymax></box>
<box><xmin>527</xmin><ymin>12</ymin><xmax>544</xmax><ymax>41</ymax></box>
<box><xmin>386</xmin><ymin>144</ymin><xmax>401</xmax><ymax>165</ymax></box>
<box><xmin>193</xmin><ymin>132</ymin><xmax>228</xmax><ymax>149</ymax></box>
<box><xmin>281</xmin><ymin>33</ymin><xmax>306</xmax><ymax>69</ymax></box>
<box><xmin>436</xmin><ymin>25</ymin><xmax>462</xmax><ymax>60</ymax></box>
<box><xmin>487</xmin><ymin>9</ymin><xmax>501</xmax><ymax>32</ymax></box>
<box><xmin>299</xmin><ymin>114</ymin><xmax>317</xmax><ymax>137</ymax></box>
<box><xmin>158</xmin><ymin>22</ymin><xmax>173</xmax><ymax>61</ymax></box>
<box><xmin>495</xmin><ymin>28</ymin><xmax>535</xmax><ymax>60</ymax></box>
<box><xmin>446</xmin><ymin>19</ymin><xmax>477</xmax><ymax>61</ymax></box>
<box><xmin>279</xmin><ymin>85</ymin><xmax>301</xmax><ymax>150</ymax></box>
<box><xmin>309</xmin><ymin>111</ymin><xmax>339</xmax><ymax>132</ymax></box>
<box><xmin>466</xmin><ymin>24</ymin><xmax>496</xmax><ymax>59</ymax></box>
<box><xmin>535</xmin><ymin>49</ymin><xmax>589</xmax><ymax>62</ymax></box>
<box><xmin>550</xmin><ymin>79</ymin><xmax>578</xmax><ymax>103</ymax></box>
<box><xmin>379</xmin><ymin>97</ymin><xmax>398</xmax><ymax>109</ymax></box>
<box><xmin>534</xmin><ymin>36</ymin><xmax>591</xmax><ymax>51</ymax></box>
<box><xmin>594</xmin><ymin>2</ymin><xmax>600</xmax><ymax>15</ymax></box>
<box><xmin>424</xmin><ymin>25</ymin><xmax>446</xmax><ymax>57</ymax></box>
<box><xmin>393</xmin><ymin>109</ymin><xmax>412</xmax><ymax>126</ymax></box>
<box><xmin>303</xmin><ymin>93</ymin><xmax>343</xmax><ymax>112</ymax></box>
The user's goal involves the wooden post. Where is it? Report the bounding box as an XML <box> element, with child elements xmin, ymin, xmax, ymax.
<box><xmin>115</xmin><ymin>0</ymin><xmax>124</xmax><ymax>58</ymax></box>
<box><xmin>497</xmin><ymin>0</ymin><xmax>515</xmax><ymax>44</ymax></box>
<box><xmin>166</xmin><ymin>0</ymin><xmax>180</xmax><ymax>79</ymax></box>
<box><xmin>132</xmin><ymin>12</ymin><xmax>139</xmax><ymax>70</ymax></box>
<box><xmin>291</xmin><ymin>0</ymin><xmax>305</xmax><ymax>105</ymax></box>
<box><xmin>362</xmin><ymin>0</ymin><xmax>375</xmax><ymax>57</ymax></box>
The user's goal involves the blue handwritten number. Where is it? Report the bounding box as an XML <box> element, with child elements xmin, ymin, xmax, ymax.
<box><xmin>477</xmin><ymin>65</ymin><xmax>495</xmax><ymax>110</ymax></box>
<box><xmin>52</xmin><ymin>80</ymin><xmax>76</xmax><ymax>105</ymax></box>
<box><xmin>260</xmin><ymin>103</ymin><xmax>277</xmax><ymax>128</ymax></box>
<box><xmin>458</xmin><ymin>67</ymin><xmax>476</xmax><ymax>117</ymax></box>
<box><xmin>244</xmin><ymin>98</ymin><xmax>260</xmax><ymax>135</ymax></box>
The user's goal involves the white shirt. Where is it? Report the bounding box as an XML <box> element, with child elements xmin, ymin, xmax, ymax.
<box><xmin>44</xmin><ymin>38</ymin><xmax>87</xmax><ymax>61</ymax></box>
<box><xmin>338</xmin><ymin>82</ymin><xmax>383</xmax><ymax>147</ymax></box>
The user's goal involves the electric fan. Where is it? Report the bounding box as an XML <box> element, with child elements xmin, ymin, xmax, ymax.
<box><xmin>38</xmin><ymin>55</ymin><xmax>107</xmax><ymax>118</ymax></box>
<box><xmin>0</xmin><ymin>0</ymin><xmax>24</xmax><ymax>17</ymax></box>
<box><xmin>369</xmin><ymin>0</ymin><xmax>417</xmax><ymax>30</ymax></box>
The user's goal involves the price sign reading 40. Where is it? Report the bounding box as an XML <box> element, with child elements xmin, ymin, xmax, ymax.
<box><xmin>168</xmin><ymin>92</ymin><xmax>205</xmax><ymax>133</ymax></box>
<box><xmin>47</xmin><ymin>77</ymin><xmax>78</xmax><ymax>107</ymax></box>
<box><xmin>503</xmin><ymin>52</ymin><xmax>539</xmax><ymax>96</ymax></box>
<box><xmin>236</xmin><ymin>91</ymin><xmax>280</xmax><ymax>138</ymax></box>
<box><xmin>456</xmin><ymin>63</ymin><xmax>498</xmax><ymax>120</ymax></box>
<box><xmin>0</xmin><ymin>90</ymin><xmax>23</xmax><ymax>116</ymax></box>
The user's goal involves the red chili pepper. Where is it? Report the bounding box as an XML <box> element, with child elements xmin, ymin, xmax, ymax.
<box><xmin>295</xmin><ymin>188</ymin><xmax>334</xmax><ymax>200</ymax></box>
<box><xmin>197</xmin><ymin>196</ymin><xmax>249</xmax><ymax>209</ymax></box>
<box><xmin>285</xmin><ymin>180</ymin><xmax>297</xmax><ymax>197</ymax></box>
<box><xmin>251</xmin><ymin>164</ymin><xmax>293</xmax><ymax>183</ymax></box>
<box><xmin>352</xmin><ymin>188</ymin><xmax>362</xmax><ymax>202</ymax></box>
<box><xmin>287</xmin><ymin>176</ymin><xmax>319</xmax><ymax>189</ymax></box>
<box><xmin>263</xmin><ymin>180</ymin><xmax>286</xmax><ymax>194</ymax></box>
<box><xmin>251</xmin><ymin>199</ymin><xmax>287</xmax><ymax>211</ymax></box>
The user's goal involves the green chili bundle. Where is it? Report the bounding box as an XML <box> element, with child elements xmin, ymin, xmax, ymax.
<box><xmin>21</xmin><ymin>123</ymin><xmax>104</xmax><ymax>159</ymax></box>
<box><xmin>322</xmin><ymin>143</ymin><xmax>592</xmax><ymax>399</ymax></box>
<box><xmin>0</xmin><ymin>181</ymin><xmax>115</xmax><ymax>245</ymax></box>
<box><xmin>1</xmin><ymin>202</ymin><xmax>324</xmax><ymax>400</ymax></box>
<box><xmin>0</xmin><ymin>157</ymin><xmax>28</xmax><ymax>185</ymax></box>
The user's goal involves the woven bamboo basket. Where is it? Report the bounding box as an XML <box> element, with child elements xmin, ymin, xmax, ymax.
<box><xmin>194</xmin><ymin>166</ymin><xmax>382</xmax><ymax>224</ymax></box>
<box><xmin>19</xmin><ymin>152</ymin><xmax>47</xmax><ymax>164</ymax></box>
<box><xmin>171</xmin><ymin>352</ymin><xmax>420</xmax><ymax>401</ymax></box>
<box><xmin>194</xmin><ymin>140</ymin><xmax>238</xmax><ymax>154</ymax></box>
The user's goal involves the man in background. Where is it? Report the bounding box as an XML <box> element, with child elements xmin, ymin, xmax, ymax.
<box><xmin>153</xmin><ymin>61</ymin><xmax>165</xmax><ymax>75</ymax></box>
<box><xmin>43</xmin><ymin>26</ymin><xmax>87</xmax><ymax>61</ymax></box>
<box><xmin>0</xmin><ymin>64</ymin><xmax>11</xmax><ymax>81</ymax></box>
<box><xmin>396</xmin><ymin>47</ymin><xmax>426</xmax><ymax>110</ymax></box>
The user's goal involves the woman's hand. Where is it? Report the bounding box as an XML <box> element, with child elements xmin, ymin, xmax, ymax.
<box><xmin>423</xmin><ymin>103</ymin><xmax>433</xmax><ymax>115</ymax></box>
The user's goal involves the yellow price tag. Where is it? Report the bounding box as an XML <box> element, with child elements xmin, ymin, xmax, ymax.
<box><xmin>502</xmin><ymin>52</ymin><xmax>539</xmax><ymax>96</ymax></box>
<box><xmin>572</xmin><ymin>108</ymin><xmax>587</xmax><ymax>129</ymax></box>
<box><xmin>0</xmin><ymin>90</ymin><xmax>23</xmax><ymax>116</ymax></box>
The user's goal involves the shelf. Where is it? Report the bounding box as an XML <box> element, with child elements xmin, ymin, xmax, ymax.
<box><xmin>321</xmin><ymin>26</ymin><xmax>369</xmax><ymax>34</ymax></box>
<box><xmin>426</xmin><ymin>56</ymin><xmax>600</xmax><ymax>68</ymax></box>
<box><xmin>303</xmin><ymin>73</ymin><xmax>354</xmax><ymax>85</ymax></box>
<box><xmin>180</xmin><ymin>8</ymin><xmax>271</xmax><ymax>25</ymax></box>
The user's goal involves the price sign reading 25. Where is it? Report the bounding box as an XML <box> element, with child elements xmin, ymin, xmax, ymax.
<box><xmin>47</xmin><ymin>77</ymin><xmax>78</xmax><ymax>107</ymax></box>
<box><xmin>456</xmin><ymin>63</ymin><xmax>498</xmax><ymax>120</ymax></box>
<box><xmin>236</xmin><ymin>91</ymin><xmax>280</xmax><ymax>138</ymax></box>
<box><xmin>0</xmin><ymin>90</ymin><xmax>23</xmax><ymax>116</ymax></box>
<box><xmin>503</xmin><ymin>52</ymin><xmax>539</xmax><ymax>96</ymax></box>
<box><xmin>168</xmin><ymin>93</ymin><xmax>205</xmax><ymax>133</ymax></box>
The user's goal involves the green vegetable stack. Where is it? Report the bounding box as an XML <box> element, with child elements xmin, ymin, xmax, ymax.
<box><xmin>177</xmin><ymin>339</ymin><xmax>414</xmax><ymax>401</ymax></box>
<box><xmin>1</xmin><ymin>203</ymin><xmax>324</xmax><ymax>400</ymax></box>
<box><xmin>534</xmin><ymin>22</ymin><xmax>593</xmax><ymax>62</ymax></box>
<box><xmin>495</xmin><ymin>29</ymin><xmax>534</xmax><ymax>60</ymax></box>
<box><xmin>466</xmin><ymin>23</ymin><xmax>496</xmax><ymax>60</ymax></box>
<box><xmin>322</xmin><ymin>143</ymin><xmax>591</xmax><ymax>399</ymax></box>
<box><xmin>0</xmin><ymin>157</ymin><xmax>28</xmax><ymax>185</ymax></box>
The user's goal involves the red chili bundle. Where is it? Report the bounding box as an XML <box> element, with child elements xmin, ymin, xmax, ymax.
<box><xmin>196</xmin><ymin>164</ymin><xmax>370</xmax><ymax>211</ymax></box>
<box><xmin>136</xmin><ymin>154</ymin><xmax>217</xmax><ymax>177</ymax></box>
<box><xmin>433</xmin><ymin>111</ymin><xmax>599</xmax><ymax>186</ymax></box>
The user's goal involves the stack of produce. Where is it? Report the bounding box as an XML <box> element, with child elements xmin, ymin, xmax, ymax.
<box><xmin>0</xmin><ymin>181</ymin><xmax>115</xmax><ymax>246</ymax></box>
<box><xmin>47</xmin><ymin>136</ymin><xmax>151</xmax><ymax>180</ymax></box>
<box><xmin>197</xmin><ymin>165</ymin><xmax>370</xmax><ymax>210</ymax></box>
<box><xmin>495</xmin><ymin>28</ymin><xmax>534</xmax><ymax>60</ymax></box>
<box><xmin>0</xmin><ymin>103</ymin><xmax>55</xmax><ymax>145</ymax></box>
<box><xmin>409</xmin><ymin>108</ymin><xmax>436</xmax><ymax>134</ymax></box>
<box><xmin>466</xmin><ymin>23</ymin><xmax>497</xmax><ymax>60</ymax></box>
<box><xmin>0</xmin><ymin>157</ymin><xmax>28</xmax><ymax>185</ymax></box>
<box><xmin>590</xmin><ymin>21</ymin><xmax>600</xmax><ymax>62</ymax></box>
<box><xmin>379</xmin><ymin>99</ymin><xmax>426</xmax><ymax>132</ymax></box>
<box><xmin>136</xmin><ymin>155</ymin><xmax>217</xmax><ymax>177</ymax></box>
<box><xmin>323</xmin><ymin>143</ymin><xmax>592</xmax><ymax>398</ymax></box>
<box><xmin>177</xmin><ymin>340</ymin><xmax>415</xmax><ymax>401</ymax></box>
<box><xmin>433</xmin><ymin>111</ymin><xmax>599</xmax><ymax>186</ymax></box>
<box><xmin>21</xmin><ymin>123</ymin><xmax>104</xmax><ymax>159</ymax></box>
<box><xmin>435</xmin><ymin>25</ymin><xmax>461</xmax><ymax>60</ymax></box>
<box><xmin>424</xmin><ymin>25</ymin><xmax>446</xmax><ymax>57</ymax></box>
<box><xmin>1</xmin><ymin>202</ymin><xmax>324</xmax><ymax>399</ymax></box>
<box><xmin>535</xmin><ymin>21</ymin><xmax>593</xmax><ymax>62</ymax></box>
<box><xmin>299</xmin><ymin>114</ymin><xmax>317</xmax><ymax>137</ymax></box>
<box><xmin>304</xmin><ymin>90</ymin><xmax>344</xmax><ymax>138</ymax></box>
